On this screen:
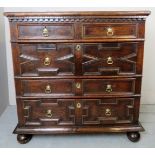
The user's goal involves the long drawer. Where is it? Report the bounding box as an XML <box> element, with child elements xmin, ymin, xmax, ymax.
<box><xmin>15</xmin><ymin>78</ymin><xmax>138</xmax><ymax>97</ymax></box>
<box><xmin>17</xmin><ymin>97</ymin><xmax>139</xmax><ymax>126</ymax></box>
<box><xmin>14</xmin><ymin>42</ymin><xmax>143</xmax><ymax>76</ymax></box>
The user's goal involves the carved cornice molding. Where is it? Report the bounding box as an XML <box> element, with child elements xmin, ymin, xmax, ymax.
<box><xmin>8</xmin><ymin>16</ymin><xmax>146</xmax><ymax>23</ymax></box>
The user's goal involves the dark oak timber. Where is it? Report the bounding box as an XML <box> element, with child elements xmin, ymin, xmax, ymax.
<box><xmin>5</xmin><ymin>11</ymin><xmax>150</xmax><ymax>144</ymax></box>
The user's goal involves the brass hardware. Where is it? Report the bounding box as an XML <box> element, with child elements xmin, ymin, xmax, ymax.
<box><xmin>76</xmin><ymin>102</ymin><xmax>81</xmax><ymax>108</ymax></box>
<box><xmin>106</xmin><ymin>27</ymin><xmax>114</xmax><ymax>36</ymax></box>
<box><xmin>45</xmin><ymin>84</ymin><xmax>51</xmax><ymax>94</ymax></box>
<box><xmin>42</xmin><ymin>27</ymin><xmax>49</xmax><ymax>37</ymax></box>
<box><xmin>44</xmin><ymin>56</ymin><xmax>51</xmax><ymax>66</ymax></box>
<box><xmin>75</xmin><ymin>44</ymin><xmax>81</xmax><ymax>51</ymax></box>
<box><xmin>107</xmin><ymin>56</ymin><xmax>113</xmax><ymax>65</ymax></box>
<box><xmin>76</xmin><ymin>82</ymin><xmax>81</xmax><ymax>89</ymax></box>
<box><xmin>106</xmin><ymin>84</ymin><xmax>112</xmax><ymax>93</ymax></box>
<box><xmin>105</xmin><ymin>108</ymin><xmax>111</xmax><ymax>116</ymax></box>
<box><xmin>45</xmin><ymin>109</ymin><xmax>52</xmax><ymax>118</ymax></box>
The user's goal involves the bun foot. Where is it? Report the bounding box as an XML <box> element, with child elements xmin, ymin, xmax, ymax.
<box><xmin>17</xmin><ymin>134</ymin><xmax>32</xmax><ymax>144</ymax></box>
<box><xmin>127</xmin><ymin>132</ymin><xmax>140</xmax><ymax>142</ymax></box>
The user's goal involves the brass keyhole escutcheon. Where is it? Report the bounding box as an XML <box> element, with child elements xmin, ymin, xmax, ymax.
<box><xmin>76</xmin><ymin>102</ymin><xmax>81</xmax><ymax>109</ymax></box>
<box><xmin>105</xmin><ymin>108</ymin><xmax>111</xmax><ymax>116</ymax></box>
<box><xmin>45</xmin><ymin>109</ymin><xmax>52</xmax><ymax>118</ymax></box>
<box><xmin>107</xmin><ymin>56</ymin><xmax>113</xmax><ymax>65</ymax></box>
<box><xmin>44</xmin><ymin>56</ymin><xmax>51</xmax><ymax>66</ymax></box>
<box><xmin>106</xmin><ymin>27</ymin><xmax>114</xmax><ymax>36</ymax></box>
<box><xmin>75</xmin><ymin>44</ymin><xmax>81</xmax><ymax>51</ymax></box>
<box><xmin>106</xmin><ymin>84</ymin><xmax>112</xmax><ymax>93</ymax></box>
<box><xmin>42</xmin><ymin>27</ymin><xmax>49</xmax><ymax>37</ymax></box>
<box><xmin>45</xmin><ymin>84</ymin><xmax>51</xmax><ymax>94</ymax></box>
<box><xmin>76</xmin><ymin>82</ymin><xmax>81</xmax><ymax>89</ymax></box>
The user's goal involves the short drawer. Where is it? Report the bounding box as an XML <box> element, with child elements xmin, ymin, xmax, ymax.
<box><xmin>82</xmin><ymin>23</ymin><xmax>137</xmax><ymax>39</ymax></box>
<box><xmin>83</xmin><ymin>78</ymin><xmax>136</xmax><ymax>96</ymax></box>
<box><xmin>18</xmin><ymin>79</ymin><xmax>75</xmax><ymax>97</ymax></box>
<box><xmin>17</xmin><ymin>24</ymin><xmax>74</xmax><ymax>40</ymax></box>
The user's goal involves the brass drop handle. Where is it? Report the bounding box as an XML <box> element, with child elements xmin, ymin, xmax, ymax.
<box><xmin>76</xmin><ymin>102</ymin><xmax>81</xmax><ymax>109</ymax></box>
<box><xmin>107</xmin><ymin>56</ymin><xmax>113</xmax><ymax>65</ymax></box>
<box><xmin>106</xmin><ymin>84</ymin><xmax>112</xmax><ymax>93</ymax></box>
<box><xmin>44</xmin><ymin>56</ymin><xmax>51</xmax><ymax>66</ymax></box>
<box><xmin>76</xmin><ymin>82</ymin><xmax>81</xmax><ymax>89</ymax></box>
<box><xmin>75</xmin><ymin>44</ymin><xmax>81</xmax><ymax>51</ymax></box>
<box><xmin>45</xmin><ymin>109</ymin><xmax>52</xmax><ymax>118</ymax></box>
<box><xmin>45</xmin><ymin>84</ymin><xmax>51</xmax><ymax>94</ymax></box>
<box><xmin>106</xmin><ymin>27</ymin><xmax>114</xmax><ymax>36</ymax></box>
<box><xmin>42</xmin><ymin>27</ymin><xmax>49</xmax><ymax>37</ymax></box>
<box><xmin>105</xmin><ymin>108</ymin><xmax>111</xmax><ymax>116</ymax></box>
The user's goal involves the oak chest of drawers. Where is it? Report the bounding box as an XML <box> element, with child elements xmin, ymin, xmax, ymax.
<box><xmin>5</xmin><ymin>11</ymin><xmax>150</xmax><ymax>144</ymax></box>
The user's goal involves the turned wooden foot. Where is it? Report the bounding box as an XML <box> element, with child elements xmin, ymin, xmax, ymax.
<box><xmin>127</xmin><ymin>132</ymin><xmax>140</xmax><ymax>142</ymax></box>
<box><xmin>17</xmin><ymin>134</ymin><xmax>32</xmax><ymax>144</ymax></box>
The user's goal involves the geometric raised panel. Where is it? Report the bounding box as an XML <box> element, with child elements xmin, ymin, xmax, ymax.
<box><xmin>23</xmin><ymin>105</ymin><xmax>31</xmax><ymax>118</ymax></box>
<box><xmin>82</xmin><ymin>43</ymin><xmax>138</xmax><ymax>75</ymax></box>
<box><xmin>18</xmin><ymin>43</ymin><xmax>139</xmax><ymax>76</ymax></box>
<box><xmin>19</xmin><ymin>43</ymin><xmax>75</xmax><ymax>76</ymax></box>
<box><xmin>21</xmin><ymin>98</ymin><xmax>135</xmax><ymax>126</ymax></box>
<box><xmin>22</xmin><ymin>99</ymin><xmax>76</xmax><ymax>126</ymax></box>
<box><xmin>82</xmin><ymin>98</ymin><xmax>134</xmax><ymax>125</ymax></box>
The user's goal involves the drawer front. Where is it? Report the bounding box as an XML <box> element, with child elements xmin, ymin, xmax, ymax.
<box><xmin>17</xmin><ymin>24</ymin><xmax>74</xmax><ymax>39</ymax></box>
<box><xmin>18</xmin><ymin>43</ymin><xmax>75</xmax><ymax>76</ymax></box>
<box><xmin>82</xmin><ymin>23</ymin><xmax>137</xmax><ymax>39</ymax></box>
<box><xmin>17</xmin><ymin>98</ymin><xmax>138</xmax><ymax>126</ymax></box>
<box><xmin>81</xmin><ymin>98</ymin><xmax>137</xmax><ymax>125</ymax></box>
<box><xmin>15</xmin><ymin>42</ymin><xmax>141</xmax><ymax>76</ymax></box>
<box><xmin>82</xmin><ymin>43</ymin><xmax>138</xmax><ymax>75</ymax></box>
<box><xmin>83</xmin><ymin>78</ymin><xmax>135</xmax><ymax>96</ymax></box>
<box><xmin>16</xmin><ymin>78</ymin><xmax>137</xmax><ymax>97</ymax></box>
<box><xmin>18</xmin><ymin>79</ymin><xmax>75</xmax><ymax>97</ymax></box>
<box><xmin>18</xmin><ymin>99</ymin><xmax>76</xmax><ymax>126</ymax></box>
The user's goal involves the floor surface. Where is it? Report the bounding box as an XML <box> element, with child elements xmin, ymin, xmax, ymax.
<box><xmin>0</xmin><ymin>105</ymin><xmax>155</xmax><ymax>148</ymax></box>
